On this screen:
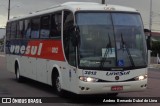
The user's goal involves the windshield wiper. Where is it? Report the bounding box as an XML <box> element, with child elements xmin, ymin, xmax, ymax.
<box><xmin>120</xmin><ymin>33</ymin><xmax>135</xmax><ymax>67</ymax></box>
<box><xmin>99</xmin><ymin>33</ymin><xmax>112</xmax><ymax>69</ymax></box>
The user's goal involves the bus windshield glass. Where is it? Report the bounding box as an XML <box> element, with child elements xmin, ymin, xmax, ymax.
<box><xmin>76</xmin><ymin>12</ymin><xmax>147</xmax><ymax>69</ymax></box>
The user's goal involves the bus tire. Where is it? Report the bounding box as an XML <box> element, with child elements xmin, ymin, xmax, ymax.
<box><xmin>52</xmin><ymin>71</ymin><xmax>64</xmax><ymax>96</ymax></box>
<box><xmin>15</xmin><ymin>65</ymin><xmax>23</xmax><ymax>82</ymax></box>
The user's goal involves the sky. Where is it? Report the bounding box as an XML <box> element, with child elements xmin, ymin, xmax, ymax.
<box><xmin>0</xmin><ymin>0</ymin><xmax>160</xmax><ymax>32</ymax></box>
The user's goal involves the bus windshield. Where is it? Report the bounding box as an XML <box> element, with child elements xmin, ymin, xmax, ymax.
<box><xmin>76</xmin><ymin>12</ymin><xmax>147</xmax><ymax>70</ymax></box>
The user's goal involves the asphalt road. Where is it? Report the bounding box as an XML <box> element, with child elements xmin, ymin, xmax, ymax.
<box><xmin>0</xmin><ymin>55</ymin><xmax>160</xmax><ymax>106</ymax></box>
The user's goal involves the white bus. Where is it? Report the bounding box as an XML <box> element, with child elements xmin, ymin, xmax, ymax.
<box><xmin>5</xmin><ymin>2</ymin><xmax>148</xmax><ymax>96</ymax></box>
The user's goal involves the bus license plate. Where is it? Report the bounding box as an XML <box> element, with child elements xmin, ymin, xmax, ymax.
<box><xmin>111</xmin><ymin>86</ymin><xmax>123</xmax><ymax>91</ymax></box>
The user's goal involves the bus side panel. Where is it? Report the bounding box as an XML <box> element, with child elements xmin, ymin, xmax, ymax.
<box><xmin>20</xmin><ymin>56</ymin><xmax>30</xmax><ymax>77</ymax></box>
<box><xmin>37</xmin><ymin>58</ymin><xmax>48</xmax><ymax>83</ymax></box>
<box><xmin>6</xmin><ymin>55</ymin><xmax>14</xmax><ymax>73</ymax></box>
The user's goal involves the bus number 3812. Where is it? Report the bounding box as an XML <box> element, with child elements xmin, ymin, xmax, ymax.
<box><xmin>84</xmin><ymin>71</ymin><xmax>97</xmax><ymax>75</ymax></box>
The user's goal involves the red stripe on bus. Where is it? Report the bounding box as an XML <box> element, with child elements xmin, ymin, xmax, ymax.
<box><xmin>23</xmin><ymin>40</ymin><xmax>65</xmax><ymax>61</ymax></box>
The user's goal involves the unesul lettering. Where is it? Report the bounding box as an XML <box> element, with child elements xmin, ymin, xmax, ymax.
<box><xmin>10</xmin><ymin>43</ymin><xmax>43</xmax><ymax>55</ymax></box>
<box><xmin>106</xmin><ymin>71</ymin><xmax>130</xmax><ymax>76</ymax></box>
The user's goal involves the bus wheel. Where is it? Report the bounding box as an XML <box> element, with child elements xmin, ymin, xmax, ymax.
<box><xmin>15</xmin><ymin>67</ymin><xmax>23</xmax><ymax>82</ymax></box>
<box><xmin>107</xmin><ymin>93</ymin><xmax>118</xmax><ymax>97</ymax></box>
<box><xmin>54</xmin><ymin>74</ymin><xmax>64</xmax><ymax>96</ymax></box>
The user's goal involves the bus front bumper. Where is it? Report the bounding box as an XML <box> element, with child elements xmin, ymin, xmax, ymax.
<box><xmin>76</xmin><ymin>79</ymin><xmax>147</xmax><ymax>94</ymax></box>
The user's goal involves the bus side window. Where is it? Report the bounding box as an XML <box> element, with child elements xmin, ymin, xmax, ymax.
<box><xmin>6</xmin><ymin>23</ymin><xmax>11</xmax><ymax>40</ymax></box>
<box><xmin>24</xmin><ymin>19</ymin><xmax>31</xmax><ymax>39</ymax></box>
<box><xmin>16</xmin><ymin>22</ymin><xmax>19</xmax><ymax>38</ymax></box>
<box><xmin>17</xmin><ymin>20</ymin><xmax>24</xmax><ymax>39</ymax></box>
<box><xmin>63</xmin><ymin>11</ymin><xmax>75</xmax><ymax>66</ymax></box>
<box><xmin>40</xmin><ymin>15</ymin><xmax>50</xmax><ymax>38</ymax></box>
<box><xmin>31</xmin><ymin>17</ymin><xmax>40</xmax><ymax>38</ymax></box>
<box><xmin>10</xmin><ymin>22</ymin><xmax>17</xmax><ymax>39</ymax></box>
<box><xmin>50</xmin><ymin>12</ymin><xmax>61</xmax><ymax>38</ymax></box>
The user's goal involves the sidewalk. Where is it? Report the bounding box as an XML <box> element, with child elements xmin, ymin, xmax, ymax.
<box><xmin>149</xmin><ymin>64</ymin><xmax>160</xmax><ymax>69</ymax></box>
<box><xmin>0</xmin><ymin>52</ymin><xmax>5</xmax><ymax>57</ymax></box>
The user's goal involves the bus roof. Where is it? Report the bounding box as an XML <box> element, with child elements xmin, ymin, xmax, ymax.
<box><xmin>8</xmin><ymin>2</ymin><xmax>138</xmax><ymax>22</ymax></box>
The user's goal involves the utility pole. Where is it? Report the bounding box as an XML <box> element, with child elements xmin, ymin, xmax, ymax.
<box><xmin>149</xmin><ymin>0</ymin><xmax>152</xmax><ymax>31</ymax></box>
<box><xmin>102</xmin><ymin>0</ymin><xmax>105</xmax><ymax>4</ymax></box>
<box><xmin>8</xmin><ymin>0</ymin><xmax>10</xmax><ymax>20</ymax></box>
<box><xmin>148</xmin><ymin>0</ymin><xmax>152</xmax><ymax>65</ymax></box>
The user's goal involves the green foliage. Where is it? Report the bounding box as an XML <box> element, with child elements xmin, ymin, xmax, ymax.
<box><xmin>0</xmin><ymin>36</ymin><xmax>5</xmax><ymax>45</ymax></box>
<box><xmin>151</xmin><ymin>41</ymin><xmax>160</xmax><ymax>57</ymax></box>
<box><xmin>0</xmin><ymin>39</ymin><xmax>4</xmax><ymax>45</ymax></box>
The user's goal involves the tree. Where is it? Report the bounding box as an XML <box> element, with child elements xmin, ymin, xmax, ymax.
<box><xmin>0</xmin><ymin>36</ymin><xmax>4</xmax><ymax>45</ymax></box>
<box><xmin>151</xmin><ymin>41</ymin><xmax>160</xmax><ymax>57</ymax></box>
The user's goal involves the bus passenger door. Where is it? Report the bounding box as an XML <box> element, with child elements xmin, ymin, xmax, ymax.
<box><xmin>63</xmin><ymin>10</ymin><xmax>76</xmax><ymax>91</ymax></box>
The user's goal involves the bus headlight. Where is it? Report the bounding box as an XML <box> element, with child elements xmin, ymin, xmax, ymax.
<box><xmin>134</xmin><ymin>74</ymin><xmax>147</xmax><ymax>81</ymax></box>
<box><xmin>79</xmin><ymin>76</ymin><xmax>99</xmax><ymax>82</ymax></box>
